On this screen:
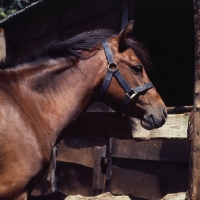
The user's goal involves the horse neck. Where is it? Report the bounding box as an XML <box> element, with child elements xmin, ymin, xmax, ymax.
<box><xmin>1</xmin><ymin>51</ymin><xmax>107</xmax><ymax>147</ymax></box>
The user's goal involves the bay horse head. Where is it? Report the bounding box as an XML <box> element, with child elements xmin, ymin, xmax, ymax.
<box><xmin>98</xmin><ymin>21</ymin><xmax>167</xmax><ymax>130</ymax></box>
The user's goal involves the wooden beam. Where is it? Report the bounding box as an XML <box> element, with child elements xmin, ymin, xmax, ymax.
<box><xmin>66</xmin><ymin>112</ymin><xmax>189</xmax><ymax>139</ymax></box>
<box><xmin>130</xmin><ymin>113</ymin><xmax>189</xmax><ymax>139</ymax></box>
<box><xmin>121</xmin><ymin>0</ymin><xmax>129</xmax><ymax>30</ymax></box>
<box><xmin>0</xmin><ymin>29</ymin><xmax>5</xmax><ymax>60</ymax></box>
<box><xmin>186</xmin><ymin>0</ymin><xmax>200</xmax><ymax>199</ymax></box>
<box><xmin>56</xmin><ymin>136</ymin><xmax>190</xmax><ymax>166</ymax></box>
<box><xmin>50</xmin><ymin>147</ymin><xmax>58</xmax><ymax>192</ymax></box>
<box><xmin>109</xmin><ymin>138</ymin><xmax>190</xmax><ymax>162</ymax></box>
<box><xmin>109</xmin><ymin>159</ymin><xmax>188</xmax><ymax>199</ymax></box>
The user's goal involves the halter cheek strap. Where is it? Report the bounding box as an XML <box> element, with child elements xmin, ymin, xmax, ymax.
<box><xmin>99</xmin><ymin>42</ymin><xmax>154</xmax><ymax>114</ymax></box>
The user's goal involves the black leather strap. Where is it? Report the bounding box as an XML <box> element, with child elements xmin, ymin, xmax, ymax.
<box><xmin>99</xmin><ymin>70</ymin><xmax>113</xmax><ymax>102</ymax></box>
<box><xmin>133</xmin><ymin>82</ymin><xmax>154</xmax><ymax>94</ymax></box>
<box><xmin>114</xmin><ymin>70</ymin><xmax>133</xmax><ymax>93</ymax></box>
<box><xmin>99</xmin><ymin>42</ymin><xmax>154</xmax><ymax>114</ymax></box>
<box><xmin>118</xmin><ymin>82</ymin><xmax>154</xmax><ymax>113</ymax></box>
<box><xmin>102</xmin><ymin>42</ymin><xmax>114</xmax><ymax>64</ymax></box>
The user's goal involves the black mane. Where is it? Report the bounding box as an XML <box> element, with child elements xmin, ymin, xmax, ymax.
<box><xmin>40</xmin><ymin>30</ymin><xmax>116</xmax><ymax>60</ymax></box>
<box><xmin>0</xmin><ymin>29</ymin><xmax>152</xmax><ymax>69</ymax></box>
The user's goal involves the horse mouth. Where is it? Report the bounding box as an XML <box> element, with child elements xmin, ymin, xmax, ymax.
<box><xmin>140</xmin><ymin>114</ymin><xmax>166</xmax><ymax>130</ymax></box>
<box><xmin>140</xmin><ymin>118</ymin><xmax>155</xmax><ymax>130</ymax></box>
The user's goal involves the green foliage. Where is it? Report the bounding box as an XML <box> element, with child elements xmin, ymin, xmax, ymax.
<box><xmin>0</xmin><ymin>0</ymin><xmax>38</xmax><ymax>20</ymax></box>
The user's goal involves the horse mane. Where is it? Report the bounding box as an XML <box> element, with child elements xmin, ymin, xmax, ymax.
<box><xmin>0</xmin><ymin>29</ymin><xmax>152</xmax><ymax>69</ymax></box>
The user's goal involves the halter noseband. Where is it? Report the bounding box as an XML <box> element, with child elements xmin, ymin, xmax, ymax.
<box><xmin>99</xmin><ymin>42</ymin><xmax>154</xmax><ymax>114</ymax></box>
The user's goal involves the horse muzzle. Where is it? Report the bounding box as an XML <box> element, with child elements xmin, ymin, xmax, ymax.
<box><xmin>140</xmin><ymin>108</ymin><xmax>167</xmax><ymax>130</ymax></box>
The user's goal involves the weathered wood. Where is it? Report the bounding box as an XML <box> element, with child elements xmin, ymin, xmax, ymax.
<box><xmin>31</xmin><ymin>169</ymin><xmax>51</xmax><ymax>195</ymax></box>
<box><xmin>87</xmin><ymin>102</ymin><xmax>193</xmax><ymax>114</ymax></box>
<box><xmin>61</xmin><ymin>0</ymin><xmax>120</xmax><ymax>29</ymax></box>
<box><xmin>56</xmin><ymin>162</ymin><xmax>93</xmax><ymax>196</ymax></box>
<box><xmin>109</xmin><ymin>138</ymin><xmax>190</xmax><ymax>162</ymax></box>
<box><xmin>56</xmin><ymin>136</ymin><xmax>190</xmax><ymax>166</ymax></box>
<box><xmin>60</xmin><ymin>10</ymin><xmax>120</xmax><ymax>41</ymax></box>
<box><xmin>65</xmin><ymin>112</ymin><xmax>189</xmax><ymax>139</ymax></box>
<box><xmin>161</xmin><ymin>192</ymin><xmax>186</xmax><ymax>200</ymax></box>
<box><xmin>186</xmin><ymin>0</ymin><xmax>200</xmax><ymax>199</ymax></box>
<box><xmin>109</xmin><ymin>159</ymin><xmax>189</xmax><ymax>200</ymax></box>
<box><xmin>167</xmin><ymin>106</ymin><xmax>193</xmax><ymax>114</ymax></box>
<box><xmin>56</xmin><ymin>136</ymin><xmax>108</xmax><ymax>168</ymax></box>
<box><xmin>3</xmin><ymin>0</ymin><xmax>122</xmax><ymax>61</ymax></box>
<box><xmin>93</xmin><ymin>147</ymin><xmax>106</xmax><ymax>196</ymax></box>
<box><xmin>0</xmin><ymin>29</ymin><xmax>5</xmax><ymax>60</ymax></box>
<box><xmin>65</xmin><ymin>192</ymin><xmax>132</xmax><ymax>200</ymax></box>
<box><xmin>130</xmin><ymin>113</ymin><xmax>189</xmax><ymax>139</ymax></box>
<box><xmin>31</xmin><ymin>179</ymin><xmax>51</xmax><ymax>196</ymax></box>
<box><xmin>50</xmin><ymin>147</ymin><xmax>58</xmax><ymax>192</ymax></box>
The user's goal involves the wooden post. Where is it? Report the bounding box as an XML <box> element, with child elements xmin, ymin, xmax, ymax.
<box><xmin>0</xmin><ymin>29</ymin><xmax>6</xmax><ymax>60</ymax></box>
<box><xmin>186</xmin><ymin>0</ymin><xmax>200</xmax><ymax>199</ymax></box>
<box><xmin>121</xmin><ymin>0</ymin><xmax>129</xmax><ymax>30</ymax></box>
<box><xmin>50</xmin><ymin>146</ymin><xmax>58</xmax><ymax>192</ymax></box>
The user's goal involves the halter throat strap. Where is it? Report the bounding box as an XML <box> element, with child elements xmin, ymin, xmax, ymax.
<box><xmin>99</xmin><ymin>42</ymin><xmax>154</xmax><ymax>114</ymax></box>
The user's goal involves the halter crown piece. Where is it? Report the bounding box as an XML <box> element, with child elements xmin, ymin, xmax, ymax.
<box><xmin>99</xmin><ymin>42</ymin><xmax>154</xmax><ymax>114</ymax></box>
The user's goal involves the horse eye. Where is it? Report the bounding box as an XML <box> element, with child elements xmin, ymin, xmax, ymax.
<box><xmin>132</xmin><ymin>65</ymin><xmax>143</xmax><ymax>73</ymax></box>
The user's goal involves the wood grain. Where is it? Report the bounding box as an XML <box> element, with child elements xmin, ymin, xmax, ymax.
<box><xmin>57</xmin><ymin>136</ymin><xmax>108</xmax><ymax>168</ymax></box>
<box><xmin>66</xmin><ymin>112</ymin><xmax>189</xmax><ymax>139</ymax></box>
<box><xmin>56</xmin><ymin>162</ymin><xmax>93</xmax><ymax>196</ymax></box>
<box><xmin>109</xmin><ymin>158</ymin><xmax>189</xmax><ymax>200</ymax></box>
<box><xmin>130</xmin><ymin>113</ymin><xmax>189</xmax><ymax>139</ymax></box>
<box><xmin>109</xmin><ymin>138</ymin><xmax>190</xmax><ymax>162</ymax></box>
<box><xmin>186</xmin><ymin>0</ymin><xmax>200</xmax><ymax>199</ymax></box>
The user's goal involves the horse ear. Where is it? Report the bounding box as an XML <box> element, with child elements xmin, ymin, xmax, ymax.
<box><xmin>117</xmin><ymin>20</ymin><xmax>134</xmax><ymax>51</ymax></box>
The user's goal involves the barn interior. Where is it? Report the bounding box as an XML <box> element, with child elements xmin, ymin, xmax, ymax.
<box><xmin>133</xmin><ymin>0</ymin><xmax>194</xmax><ymax>107</ymax></box>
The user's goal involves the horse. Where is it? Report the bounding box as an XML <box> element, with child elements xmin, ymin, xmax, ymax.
<box><xmin>0</xmin><ymin>21</ymin><xmax>167</xmax><ymax>200</ymax></box>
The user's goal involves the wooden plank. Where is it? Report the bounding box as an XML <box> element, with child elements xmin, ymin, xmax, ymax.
<box><xmin>56</xmin><ymin>136</ymin><xmax>108</xmax><ymax>167</ymax></box>
<box><xmin>31</xmin><ymin>179</ymin><xmax>50</xmax><ymax>196</ymax></box>
<box><xmin>31</xmin><ymin>168</ymin><xmax>51</xmax><ymax>195</ymax></box>
<box><xmin>50</xmin><ymin>146</ymin><xmax>57</xmax><ymax>192</ymax></box>
<box><xmin>161</xmin><ymin>193</ymin><xmax>186</xmax><ymax>200</ymax></box>
<box><xmin>109</xmin><ymin>158</ymin><xmax>189</xmax><ymax>200</ymax></box>
<box><xmin>7</xmin><ymin>31</ymin><xmax>59</xmax><ymax>64</ymax></box>
<box><xmin>0</xmin><ymin>29</ymin><xmax>6</xmax><ymax>60</ymax></box>
<box><xmin>60</xmin><ymin>10</ymin><xmax>120</xmax><ymax>41</ymax></box>
<box><xmin>61</xmin><ymin>0</ymin><xmax>120</xmax><ymax>29</ymax></box>
<box><xmin>56</xmin><ymin>162</ymin><xmax>93</xmax><ymax>196</ymax></box>
<box><xmin>93</xmin><ymin>147</ymin><xmax>106</xmax><ymax>195</ymax></box>
<box><xmin>66</xmin><ymin>112</ymin><xmax>189</xmax><ymax>139</ymax></box>
<box><xmin>109</xmin><ymin>138</ymin><xmax>190</xmax><ymax>162</ymax></box>
<box><xmin>56</xmin><ymin>137</ymin><xmax>189</xmax><ymax>166</ymax></box>
<box><xmin>4</xmin><ymin>2</ymin><xmax>60</xmax><ymax>46</ymax></box>
<box><xmin>130</xmin><ymin>113</ymin><xmax>189</xmax><ymax>139</ymax></box>
<box><xmin>65</xmin><ymin>193</ymin><xmax>132</xmax><ymax>200</ymax></box>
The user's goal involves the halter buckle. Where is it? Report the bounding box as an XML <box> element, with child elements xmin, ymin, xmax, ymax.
<box><xmin>126</xmin><ymin>89</ymin><xmax>137</xmax><ymax>99</ymax></box>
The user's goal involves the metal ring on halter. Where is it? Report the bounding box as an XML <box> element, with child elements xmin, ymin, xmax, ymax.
<box><xmin>107</xmin><ymin>62</ymin><xmax>118</xmax><ymax>72</ymax></box>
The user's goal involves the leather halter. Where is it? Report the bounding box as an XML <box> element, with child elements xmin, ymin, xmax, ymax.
<box><xmin>99</xmin><ymin>42</ymin><xmax>154</xmax><ymax>114</ymax></box>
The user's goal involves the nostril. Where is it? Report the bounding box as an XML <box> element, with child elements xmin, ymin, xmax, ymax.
<box><xmin>163</xmin><ymin>108</ymin><xmax>168</xmax><ymax>120</ymax></box>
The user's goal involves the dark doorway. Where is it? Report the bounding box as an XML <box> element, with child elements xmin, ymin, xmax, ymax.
<box><xmin>133</xmin><ymin>0</ymin><xmax>194</xmax><ymax>106</ymax></box>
